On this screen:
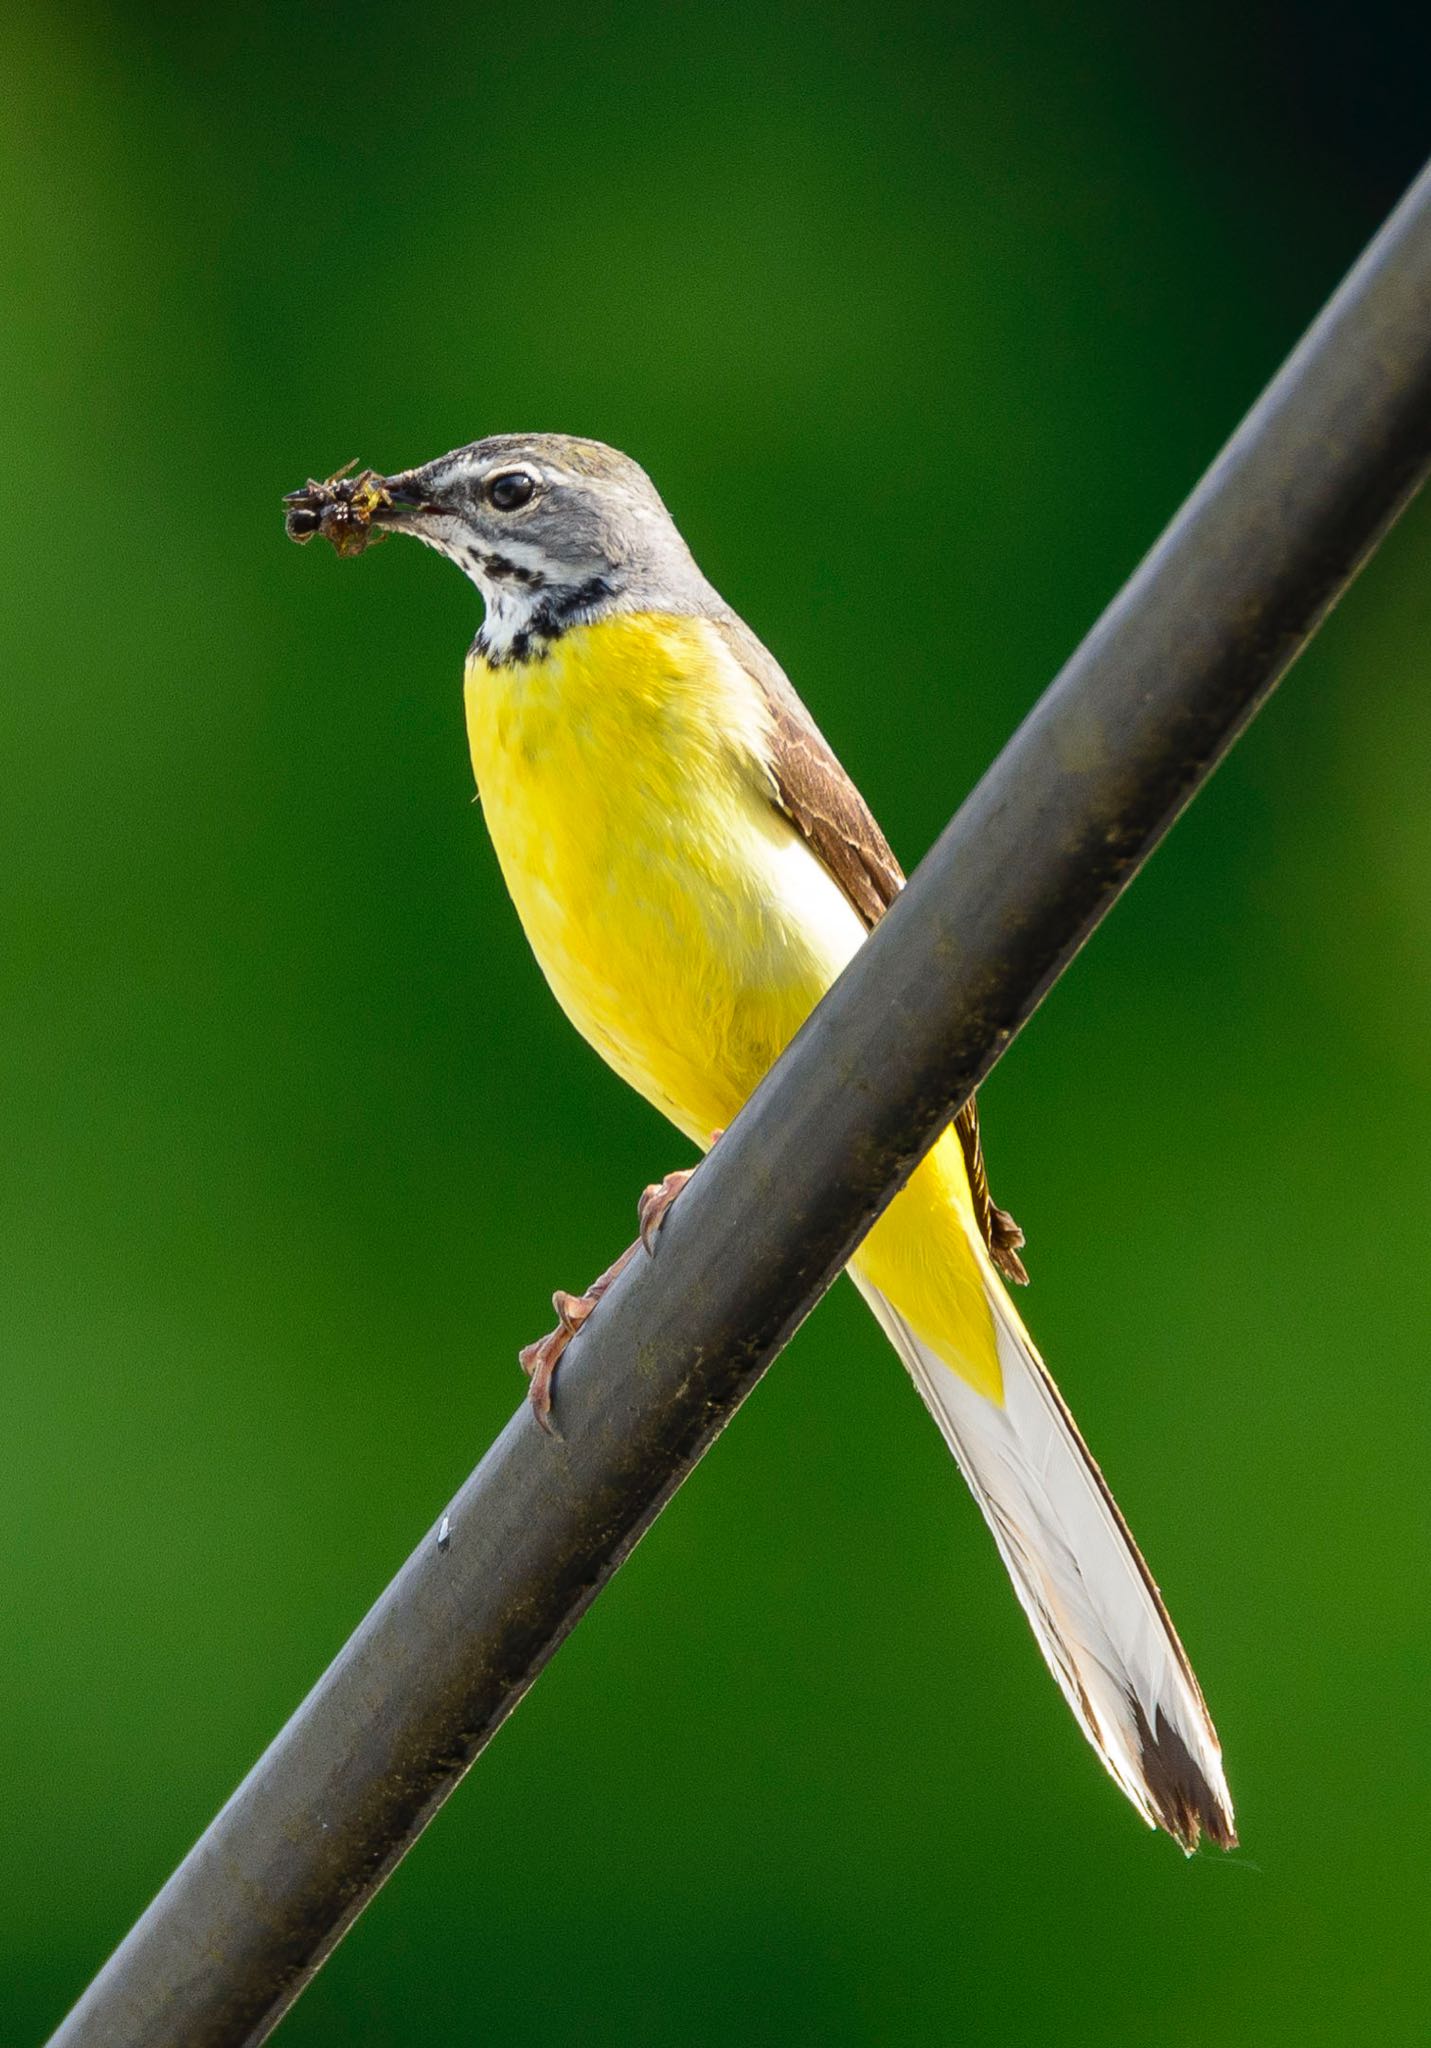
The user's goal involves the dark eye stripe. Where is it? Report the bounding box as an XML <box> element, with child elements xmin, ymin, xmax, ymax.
<box><xmin>487</xmin><ymin>471</ymin><xmax>535</xmax><ymax>511</ymax></box>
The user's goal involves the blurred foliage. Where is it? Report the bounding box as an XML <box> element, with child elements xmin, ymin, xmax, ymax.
<box><xmin>3</xmin><ymin>1</ymin><xmax>1430</xmax><ymax>2042</ymax></box>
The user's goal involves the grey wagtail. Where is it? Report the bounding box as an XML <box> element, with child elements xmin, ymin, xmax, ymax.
<box><xmin>285</xmin><ymin>436</ymin><xmax>1235</xmax><ymax>1851</ymax></box>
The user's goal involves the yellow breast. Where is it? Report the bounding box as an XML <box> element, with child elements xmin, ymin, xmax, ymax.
<box><xmin>464</xmin><ymin>612</ymin><xmax>866</xmax><ymax>1143</ymax></box>
<box><xmin>463</xmin><ymin>609</ymin><xmax>1001</xmax><ymax>1399</ymax></box>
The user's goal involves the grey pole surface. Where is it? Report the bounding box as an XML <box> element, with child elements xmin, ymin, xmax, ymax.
<box><xmin>50</xmin><ymin>162</ymin><xmax>1431</xmax><ymax>2048</ymax></box>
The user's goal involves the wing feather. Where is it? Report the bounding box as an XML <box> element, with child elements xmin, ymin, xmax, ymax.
<box><xmin>711</xmin><ymin>614</ymin><xmax>1026</xmax><ymax>1280</ymax></box>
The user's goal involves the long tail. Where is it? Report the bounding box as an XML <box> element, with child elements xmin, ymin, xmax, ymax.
<box><xmin>851</xmin><ymin>1262</ymin><xmax>1235</xmax><ymax>1851</ymax></box>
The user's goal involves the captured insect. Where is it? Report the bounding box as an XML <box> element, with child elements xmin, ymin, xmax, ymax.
<box><xmin>283</xmin><ymin>461</ymin><xmax>393</xmax><ymax>558</ymax></box>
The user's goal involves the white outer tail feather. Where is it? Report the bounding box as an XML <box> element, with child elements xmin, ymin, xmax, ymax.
<box><xmin>852</xmin><ymin>1253</ymin><xmax>1235</xmax><ymax>1851</ymax></box>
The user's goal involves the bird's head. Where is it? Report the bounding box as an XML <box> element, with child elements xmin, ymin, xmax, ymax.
<box><xmin>285</xmin><ymin>433</ymin><xmax>710</xmax><ymax>661</ymax></box>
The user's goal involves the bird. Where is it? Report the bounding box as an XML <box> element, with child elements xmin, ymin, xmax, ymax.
<box><xmin>284</xmin><ymin>434</ymin><xmax>1235</xmax><ymax>1852</ymax></box>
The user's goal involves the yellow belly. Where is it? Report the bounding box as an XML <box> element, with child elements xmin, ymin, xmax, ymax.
<box><xmin>464</xmin><ymin>611</ymin><xmax>1001</xmax><ymax>1399</ymax></box>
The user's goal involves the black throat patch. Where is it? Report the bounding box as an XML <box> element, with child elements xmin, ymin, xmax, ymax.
<box><xmin>473</xmin><ymin>575</ymin><xmax>617</xmax><ymax>667</ymax></box>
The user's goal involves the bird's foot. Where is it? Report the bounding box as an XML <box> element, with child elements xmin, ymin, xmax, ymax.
<box><xmin>637</xmin><ymin>1171</ymin><xmax>695</xmax><ymax>1254</ymax></box>
<box><xmin>519</xmin><ymin>1248</ymin><xmax>635</xmax><ymax>1434</ymax></box>
<box><xmin>520</xmin><ymin>1133</ymin><xmax>724</xmax><ymax>1432</ymax></box>
<box><xmin>638</xmin><ymin>1129</ymin><xmax>724</xmax><ymax>1255</ymax></box>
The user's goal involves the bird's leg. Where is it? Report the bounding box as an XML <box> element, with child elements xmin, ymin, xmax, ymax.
<box><xmin>520</xmin><ymin>1132</ymin><xmax>724</xmax><ymax>1431</ymax></box>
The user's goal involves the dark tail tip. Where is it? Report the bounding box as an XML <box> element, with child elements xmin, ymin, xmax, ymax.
<box><xmin>1132</xmin><ymin>1698</ymin><xmax>1238</xmax><ymax>1852</ymax></box>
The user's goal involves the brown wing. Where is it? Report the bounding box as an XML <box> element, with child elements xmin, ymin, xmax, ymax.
<box><xmin>712</xmin><ymin>616</ymin><xmax>1028</xmax><ymax>1284</ymax></box>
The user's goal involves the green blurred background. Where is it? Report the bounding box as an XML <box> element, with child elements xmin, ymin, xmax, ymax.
<box><xmin>5</xmin><ymin>2</ymin><xmax>1430</xmax><ymax>2041</ymax></box>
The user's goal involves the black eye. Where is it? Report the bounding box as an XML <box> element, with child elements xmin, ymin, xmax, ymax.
<box><xmin>487</xmin><ymin>470</ymin><xmax>535</xmax><ymax>511</ymax></box>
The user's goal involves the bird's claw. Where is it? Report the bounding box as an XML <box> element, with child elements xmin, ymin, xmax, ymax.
<box><xmin>638</xmin><ymin>1170</ymin><xmax>696</xmax><ymax>1255</ymax></box>
<box><xmin>517</xmin><ymin>1247</ymin><xmax>639</xmax><ymax>1432</ymax></box>
<box><xmin>518</xmin><ymin>1288</ymin><xmax>594</xmax><ymax>1432</ymax></box>
<box><xmin>637</xmin><ymin>1130</ymin><xmax>723</xmax><ymax>1255</ymax></box>
<box><xmin>521</xmin><ymin>1136</ymin><xmax>723</xmax><ymax>1428</ymax></box>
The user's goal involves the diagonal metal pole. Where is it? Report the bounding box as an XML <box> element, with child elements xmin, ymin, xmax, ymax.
<box><xmin>50</xmin><ymin>161</ymin><xmax>1431</xmax><ymax>2048</ymax></box>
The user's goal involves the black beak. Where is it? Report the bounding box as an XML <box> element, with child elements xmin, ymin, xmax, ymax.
<box><xmin>378</xmin><ymin>468</ymin><xmax>444</xmax><ymax>513</ymax></box>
